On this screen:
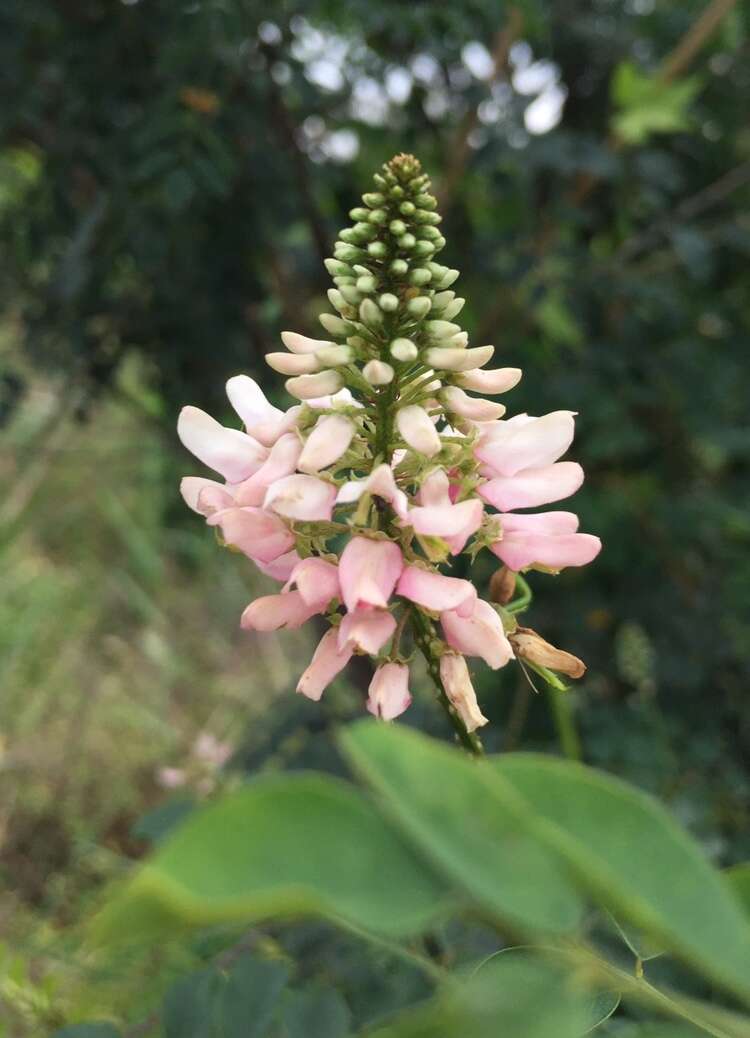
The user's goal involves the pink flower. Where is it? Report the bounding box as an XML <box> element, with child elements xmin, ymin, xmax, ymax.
<box><xmin>297</xmin><ymin>628</ymin><xmax>353</xmax><ymax>701</ymax></box>
<box><xmin>396</xmin><ymin>405</ymin><xmax>441</xmax><ymax>457</ymax></box>
<box><xmin>440</xmin><ymin>385</ymin><xmax>506</xmax><ymax>422</ymax></box>
<box><xmin>397</xmin><ymin>566</ymin><xmax>476</xmax><ymax>617</ymax></box>
<box><xmin>338</xmin><ymin>609</ymin><xmax>396</xmax><ymax>654</ymax></box>
<box><xmin>225</xmin><ymin>375</ymin><xmax>300</xmax><ymax>447</ymax></box>
<box><xmin>475</xmin><ymin>411</ymin><xmax>576</xmax><ymax>478</ymax></box>
<box><xmin>441</xmin><ymin>599</ymin><xmax>514</xmax><ymax>670</ymax></box>
<box><xmin>254</xmin><ymin>551</ymin><xmax>300</xmax><ymax>582</ymax></box>
<box><xmin>206</xmin><ymin>506</ymin><xmax>294</xmax><ymax>562</ymax></box>
<box><xmin>439</xmin><ymin>654</ymin><xmax>488</xmax><ymax>732</ymax></box>
<box><xmin>367</xmin><ymin>663</ymin><xmax>412</xmax><ymax>720</ymax></box>
<box><xmin>478</xmin><ymin>462</ymin><xmax>584</xmax><ymax>512</ymax></box>
<box><xmin>336</xmin><ymin>463</ymin><xmax>409</xmax><ymax>520</ymax></box>
<box><xmin>232</xmin><ymin>433</ymin><xmax>303</xmax><ymax>507</ymax></box>
<box><xmin>241</xmin><ymin>591</ymin><xmax>323</xmax><ymax>631</ymax></box>
<box><xmin>456</xmin><ymin>367</ymin><xmax>522</xmax><ymax>395</ymax></box>
<box><xmin>177</xmin><ymin>406</ymin><xmax>267</xmax><ymax>483</ymax></box>
<box><xmin>283</xmin><ymin>557</ymin><xmax>340</xmax><ymax>608</ymax></box>
<box><xmin>263</xmin><ymin>474</ymin><xmax>337</xmax><ymax>521</ymax></box>
<box><xmin>491</xmin><ymin>511</ymin><xmax>602</xmax><ymax>572</ymax></box>
<box><xmin>298</xmin><ymin>414</ymin><xmax>355</xmax><ymax>473</ymax></box>
<box><xmin>405</xmin><ymin>469</ymin><xmax>484</xmax><ymax>554</ymax></box>
<box><xmin>339</xmin><ymin>537</ymin><xmax>404</xmax><ymax>612</ymax></box>
<box><xmin>180</xmin><ymin>477</ymin><xmax>234</xmax><ymax>516</ymax></box>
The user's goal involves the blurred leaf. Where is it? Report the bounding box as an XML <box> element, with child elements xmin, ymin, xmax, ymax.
<box><xmin>93</xmin><ymin>774</ymin><xmax>454</xmax><ymax>943</ymax></box>
<box><xmin>611</xmin><ymin>62</ymin><xmax>701</xmax><ymax>145</ymax></box>
<box><xmin>726</xmin><ymin>863</ymin><xmax>750</xmax><ymax>919</ymax></box>
<box><xmin>131</xmin><ymin>798</ymin><xmax>196</xmax><ymax>845</ymax></box>
<box><xmin>340</xmin><ymin>722</ymin><xmax>585</xmax><ymax>936</ymax></box>
<box><xmin>279</xmin><ymin>984</ymin><xmax>351</xmax><ymax>1038</ymax></box>
<box><xmin>51</xmin><ymin>1027</ymin><xmax>121</xmax><ymax>1038</ymax></box>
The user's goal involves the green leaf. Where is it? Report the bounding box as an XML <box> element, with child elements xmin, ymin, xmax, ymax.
<box><xmin>494</xmin><ymin>754</ymin><xmax>750</xmax><ymax>1003</ymax></box>
<box><xmin>726</xmin><ymin>863</ymin><xmax>750</xmax><ymax>920</ymax></box>
<box><xmin>163</xmin><ymin>969</ymin><xmax>224</xmax><ymax>1038</ymax></box>
<box><xmin>51</xmin><ymin>1027</ymin><xmax>121</xmax><ymax>1038</ymax></box>
<box><xmin>279</xmin><ymin>984</ymin><xmax>351</xmax><ymax>1038</ymax></box>
<box><xmin>340</xmin><ymin>722</ymin><xmax>585</xmax><ymax>936</ymax></box>
<box><xmin>610</xmin><ymin>62</ymin><xmax>701</xmax><ymax>145</ymax></box>
<box><xmin>221</xmin><ymin>956</ymin><xmax>291</xmax><ymax>1038</ymax></box>
<box><xmin>92</xmin><ymin>774</ymin><xmax>453</xmax><ymax>944</ymax></box>
<box><xmin>364</xmin><ymin>953</ymin><xmax>590</xmax><ymax>1038</ymax></box>
<box><xmin>131</xmin><ymin>798</ymin><xmax>196</xmax><ymax>845</ymax></box>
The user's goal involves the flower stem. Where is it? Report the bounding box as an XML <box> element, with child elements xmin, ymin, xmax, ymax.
<box><xmin>411</xmin><ymin>609</ymin><xmax>484</xmax><ymax>757</ymax></box>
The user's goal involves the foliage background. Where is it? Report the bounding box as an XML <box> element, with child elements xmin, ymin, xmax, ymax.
<box><xmin>0</xmin><ymin>0</ymin><xmax>749</xmax><ymax>1033</ymax></box>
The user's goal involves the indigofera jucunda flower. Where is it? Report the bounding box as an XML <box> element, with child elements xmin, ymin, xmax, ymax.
<box><xmin>177</xmin><ymin>153</ymin><xmax>601</xmax><ymax>753</ymax></box>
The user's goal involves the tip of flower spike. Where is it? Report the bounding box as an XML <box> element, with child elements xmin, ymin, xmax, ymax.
<box><xmin>385</xmin><ymin>153</ymin><xmax>423</xmax><ymax>181</ymax></box>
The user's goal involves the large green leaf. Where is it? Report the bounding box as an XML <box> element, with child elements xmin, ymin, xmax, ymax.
<box><xmin>341</xmin><ymin>723</ymin><xmax>750</xmax><ymax>1002</ymax></box>
<box><xmin>340</xmin><ymin>723</ymin><xmax>585</xmax><ymax>936</ymax></box>
<box><xmin>726</xmin><ymin>863</ymin><xmax>750</xmax><ymax>920</ymax></box>
<box><xmin>93</xmin><ymin>774</ymin><xmax>454</xmax><ymax>943</ymax></box>
<box><xmin>279</xmin><ymin>984</ymin><xmax>351</xmax><ymax>1038</ymax></box>
<box><xmin>363</xmin><ymin>953</ymin><xmax>590</xmax><ymax>1038</ymax></box>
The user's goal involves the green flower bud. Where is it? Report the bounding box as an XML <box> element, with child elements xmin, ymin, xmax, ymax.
<box><xmin>362</xmin><ymin>359</ymin><xmax>394</xmax><ymax>385</ymax></box>
<box><xmin>448</xmin><ymin>331</ymin><xmax>469</xmax><ymax>348</ymax></box>
<box><xmin>315</xmin><ymin>344</ymin><xmax>353</xmax><ymax>366</ymax></box>
<box><xmin>440</xmin><ymin>297</ymin><xmax>465</xmax><ymax>320</ymax></box>
<box><xmin>431</xmin><ymin>291</ymin><xmax>455</xmax><ymax>310</ymax></box>
<box><xmin>363</xmin><ymin>192</ymin><xmax>385</xmax><ymax>207</ymax></box>
<box><xmin>419</xmin><ymin>225</ymin><xmax>441</xmax><ymax>241</ymax></box>
<box><xmin>390</xmin><ymin>338</ymin><xmax>418</xmax><ymax>362</ymax></box>
<box><xmin>359</xmin><ymin>298</ymin><xmax>383</xmax><ymax>327</ymax></box>
<box><xmin>399</xmin><ymin>201</ymin><xmax>416</xmax><ymax>216</ymax></box>
<box><xmin>390</xmin><ymin>258</ymin><xmax>409</xmax><ymax>276</ymax></box>
<box><xmin>367</xmin><ymin>241</ymin><xmax>388</xmax><ymax>259</ymax></box>
<box><xmin>415</xmin><ymin>209</ymin><xmax>441</xmax><ymax>226</ymax></box>
<box><xmin>352</xmin><ymin>264</ymin><xmax>371</xmax><ymax>276</ymax></box>
<box><xmin>426</xmin><ymin>320</ymin><xmax>461</xmax><ymax>339</ymax></box>
<box><xmin>413</xmin><ymin>240</ymin><xmax>435</xmax><ymax>258</ymax></box>
<box><xmin>368</xmin><ymin>208</ymin><xmax>388</xmax><ymax>225</ymax></box>
<box><xmin>349</xmin><ymin>207</ymin><xmax>370</xmax><ymax>221</ymax></box>
<box><xmin>338</xmin><ymin>284</ymin><xmax>362</xmax><ymax>305</ymax></box>
<box><xmin>390</xmin><ymin>185</ymin><xmax>404</xmax><ymax>199</ymax></box>
<box><xmin>334</xmin><ymin>243</ymin><xmax>366</xmax><ymax>263</ymax></box>
<box><xmin>338</xmin><ymin>228</ymin><xmax>359</xmax><ymax>244</ymax></box>
<box><xmin>325</xmin><ymin>258</ymin><xmax>353</xmax><ymax>277</ymax></box>
<box><xmin>389</xmin><ymin>219</ymin><xmax>407</xmax><ymax>237</ymax></box>
<box><xmin>347</xmin><ymin>335</ymin><xmax>369</xmax><ymax>349</ymax></box>
<box><xmin>406</xmin><ymin>295</ymin><xmax>432</xmax><ymax>319</ymax></box>
<box><xmin>353</xmin><ymin>221</ymin><xmax>377</xmax><ymax>240</ymax></box>
<box><xmin>333</xmin><ymin>275</ymin><xmax>356</xmax><ymax>286</ymax></box>
<box><xmin>379</xmin><ymin>293</ymin><xmax>399</xmax><ymax>312</ymax></box>
<box><xmin>397</xmin><ymin>233</ymin><xmax>417</xmax><ymax>250</ymax></box>
<box><xmin>433</xmin><ymin>236</ymin><xmax>447</xmax><ymax>251</ymax></box>
<box><xmin>319</xmin><ymin>313</ymin><xmax>351</xmax><ymax>337</ymax></box>
<box><xmin>436</xmin><ymin>268</ymin><xmax>459</xmax><ymax>289</ymax></box>
<box><xmin>327</xmin><ymin>288</ymin><xmax>347</xmax><ymax>312</ymax></box>
<box><xmin>415</xmin><ymin>193</ymin><xmax>437</xmax><ymax>210</ymax></box>
<box><xmin>356</xmin><ymin>274</ymin><xmax>377</xmax><ymax>294</ymax></box>
<box><xmin>409</xmin><ymin>268</ymin><xmax>432</xmax><ymax>286</ymax></box>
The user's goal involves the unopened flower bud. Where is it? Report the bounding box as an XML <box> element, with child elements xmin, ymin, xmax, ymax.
<box><xmin>510</xmin><ymin>627</ymin><xmax>586</xmax><ymax>679</ymax></box>
<box><xmin>319</xmin><ymin>313</ymin><xmax>351</xmax><ymax>337</ymax></box>
<box><xmin>413</xmin><ymin>240</ymin><xmax>435</xmax><ymax>258</ymax></box>
<box><xmin>399</xmin><ymin>200</ymin><xmax>416</xmax><ymax>216</ymax></box>
<box><xmin>431</xmin><ymin>290</ymin><xmax>455</xmax><ymax>310</ymax></box>
<box><xmin>414</xmin><ymin>209</ymin><xmax>441</xmax><ymax>226</ymax></box>
<box><xmin>440</xmin><ymin>297</ymin><xmax>465</xmax><ymax>320</ymax></box>
<box><xmin>439</xmin><ymin>654</ymin><xmax>488</xmax><ymax>733</ymax></box>
<box><xmin>367</xmin><ymin>241</ymin><xmax>388</xmax><ymax>259</ymax></box>
<box><xmin>356</xmin><ymin>274</ymin><xmax>377</xmax><ymax>294</ymax></box>
<box><xmin>327</xmin><ymin>288</ymin><xmax>348</xmax><ymax>313</ymax></box>
<box><xmin>325</xmin><ymin>258</ymin><xmax>353</xmax><ymax>277</ymax></box>
<box><xmin>368</xmin><ymin>208</ymin><xmax>388</xmax><ymax>225</ymax></box>
<box><xmin>363</xmin><ymin>192</ymin><xmax>385</xmax><ymax>208</ymax></box>
<box><xmin>457</xmin><ymin>367</ymin><xmax>522</xmax><ymax>394</ymax></box>
<box><xmin>338</xmin><ymin>284</ymin><xmax>362</xmax><ymax>306</ymax></box>
<box><xmin>426</xmin><ymin>320</ymin><xmax>461</xmax><ymax>340</ymax></box>
<box><xmin>390</xmin><ymin>259</ymin><xmax>409</xmax><ymax>276</ymax></box>
<box><xmin>298</xmin><ymin>414</ymin><xmax>355</xmax><ymax>473</ymax></box>
<box><xmin>448</xmin><ymin>331</ymin><xmax>469</xmax><ymax>348</ymax></box>
<box><xmin>363</xmin><ymin>360</ymin><xmax>394</xmax><ymax>385</ymax></box>
<box><xmin>409</xmin><ymin>268</ymin><xmax>432</xmax><ymax>286</ymax></box>
<box><xmin>359</xmin><ymin>298</ymin><xmax>383</xmax><ymax>328</ymax></box>
<box><xmin>489</xmin><ymin>566</ymin><xmax>516</xmax><ymax>605</ymax></box>
<box><xmin>281</xmin><ymin>331</ymin><xmax>334</xmax><ymax>355</ymax></box>
<box><xmin>415</xmin><ymin>193</ymin><xmax>437</xmax><ymax>210</ymax></box>
<box><xmin>426</xmin><ymin>345</ymin><xmax>494</xmax><ymax>371</ymax></box>
<box><xmin>398</xmin><ymin>232</ymin><xmax>417</xmax><ymax>250</ymax></box>
<box><xmin>349</xmin><ymin>207</ymin><xmax>370</xmax><ymax>221</ymax></box>
<box><xmin>436</xmin><ymin>268</ymin><xmax>459</xmax><ymax>289</ymax></box>
<box><xmin>315</xmin><ymin>344</ymin><xmax>352</xmax><ymax>367</ymax></box>
<box><xmin>397</xmin><ymin>405</ymin><xmax>441</xmax><ymax>457</ymax></box>
<box><xmin>286</xmin><ymin>370</ymin><xmax>343</xmax><ymax>400</ymax></box>
<box><xmin>390</xmin><ymin>338</ymin><xmax>418</xmax><ymax>363</ymax></box>
<box><xmin>406</xmin><ymin>296</ymin><xmax>432</xmax><ymax>319</ymax></box>
<box><xmin>334</xmin><ymin>244</ymin><xmax>365</xmax><ymax>263</ymax></box>
<box><xmin>266</xmin><ymin>352</ymin><xmax>320</xmax><ymax>376</ymax></box>
<box><xmin>389</xmin><ymin>219</ymin><xmax>407</xmax><ymax>236</ymax></box>
<box><xmin>379</xmin><ymin>293</ymin><xmax>399</xmax><ymax>312</ymax></box>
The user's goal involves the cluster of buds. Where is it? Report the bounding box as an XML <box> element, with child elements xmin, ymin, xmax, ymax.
<box><xmin>177</xmin><ymin>154</ymin><xmax>600</xmax><ymax>752</ymax></box>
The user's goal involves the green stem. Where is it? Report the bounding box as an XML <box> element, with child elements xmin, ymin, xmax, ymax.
<box><xmin>505</xmin><ymin>572</ymin><xmax>533</xmax><ymax>615</ymax></box>
<box><xmin>411</xmin><ymin>609</ymin><xmax>484</xmax><ymax>756</ymax></box>
<box><xmin>547</xmin><ymin>688</ymin><xmax>582</xmax><ymax>762</ymax></box>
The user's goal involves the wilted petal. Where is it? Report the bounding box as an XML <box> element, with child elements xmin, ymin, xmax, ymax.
<box><xmin>298</xmin><ymin>415</ymin><xmax>355</xmax><ymax>473</ymax></box>
<box><xmin>284</xmin><ymin>557</ymin><xmax>340</xmax><ymax>608</ymax></box>
<box><xmin>479</xmin><ymin>462</ymin><xmax>584</xmax><ymax>511</ymax></box>
<box><xmin>264</xmin><ymin>474</ymin><xmax>337</xmax><ymax>521</ymax></box>
<box><xmin>441</xmin><ymin>599</ymin><xmax>514</xmax><ymax>670</ymax></box>
<box><xmin>180</xmin><ymin>476</ymin><xmax>234</xmax><ymax>516</ymax></box>
<box><xmin>396</xmin><ymin>405</ymin><xmax>441</xmax><ymax>457</ymax></box>
<box><xmin>439</xmin><ymin>654</ymin><xmax>488</xmax><ymax>732</ymax></box>
<box><xmin>339</xmin><ymin>537</ymin><xmax>403</xmax><ymax>612</ymax></box>
<box><xmin>456</xmin><ymin>367</ymin><xmax>522</xmax><ymax>395</ymax></box>
<box><xmin>397</xmin><ymin>566</ymin><xmax>476</xmax><ymax>617</ymax></box>
<box><xmin>177</xmin><ymin>406</ymin><xmax>267</xmax><ymax>482</ymax></box>
<box><xmin>476</xmin><ymin>411</ymin><xmax>577</xmax><ymax>477</ymax></box>
<box><xmin>296</xmin><ymin>628</ymin><xmax>353</xmax><ymax>701</ymax></box>
<box><xmin>510</xmin><ymin>626</ymin><xmax>586</xmax><ymax>678</ymax></box>
<box><xmin>336</xmin><ymin>464</ymin><xmax>409</xmax><ymax>520</ymax></box>
<box><xmin>206</xmin><ymin>506</ymin><xmax>294</xmax><ymax>562</ymax></box>
<box><xmin>241</xmin><ymin>590</ymin><xmax>322</xmax><ymax>632</ymax></box>
<box><xmin>367</xmin><ymin>663</ymin><xmax>412</xmax><ymax>721</ymax></box>
<box><xmin>338</xmin><ymin>609</ymin><xmax>396</xmax><ymax>654</ymax></box>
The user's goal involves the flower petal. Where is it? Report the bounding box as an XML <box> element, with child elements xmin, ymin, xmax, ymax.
<box><xmin>298</xmin><ymin>414</ymin><xmax>355</xmax><ymax>473</ymax></box>
<box><xmin>296</xmin><ymin>628</ymin><xmax>353</xmax><ymax>701</ymax></box>
<box><xmin>478</xmin><ymin>462</ymin><xmax>584</xmax><ymax>511</ymax></box>
<box><xmin>441</xmin><ymin>599</ymin><xmax>514</xmax><ymax>669</ymax></box>
<box><xmin>367</xmin><ymin>663</ymin><xmax>412</xmax><ymax>721</ymax></box>
<box><xmin>339</xmin><ymin>537</ymin><xmax>403</xmax><ymax>612</ymax></box>
<box><xmin>206</xmin><ymin>506</ymin><xmax>294</xmax><ymax>562</ymax></box>
<box><xmin>338</xmin><ymin>609</ymin><xmax>396</xmax><ymax>654</ymax></box>
<box><xmin>241</xmin><ymin>590</ymin><xmax>322</xmax><ymax>632</ymax></box>
<box><xmin>263</xmin><ymin>474</ymin><xmax>337</xmax><ymax>521</ymax></box>
<box><xmin>397</xmin><ymin>566</ymin><xmax>477</xmax><ymax>616</ymax></box>
<box><xmin>177</xmin><ymin>406</ymin><xmax>267</xmax><ymax>482</ymax></box>
<box><xmin>439</xmin><ymin>654</ymin><xmax>488</xmax><ymax>732</ymax></box>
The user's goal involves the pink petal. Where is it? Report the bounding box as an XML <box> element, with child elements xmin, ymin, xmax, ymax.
<box><xmin>338</xmin><ymin>609</ymin><xmax>397</xmax><ymax>654</ymax></box>
<box><xmin>225</xmin><ymin>375</ymin><xmax>300</xmax><ymax>447</ymax></box>
<box><xmin>233</xmin><ymin>433</ymin><xmax>303</xmax><ymax>506</ymax></box>
<box><xmin>476</xmin><ymin>411</ymin><xmax>576</xmax><ymax>477</ymax></box>
<box><xmin>478</xmin><ymin>462</ymin><xmax>584</xmax><ymax>511</ymax></box>
<box><xmin>254</xmin><ymin>551</ymin><xmax>300</xmax><ymax>581</ymax></box>
<box><xmin>441</xmin><ymin>599</ymin><xmax>514</xmax><ymax>670</ymax></box>
<box><xmin>180</xmin><ymin>476</ymin><xmax>234</xmax><ymax>516</ymax></box>
<box><xmin>440</xmin><ymin>386</ymin><xmax>506</xmax><ymax>422</ymax></box>
<box><xmin>241</xmin><ymin>590</ymin><xmax>322</xmax><ymax>632</ymax></box>
<box><xmin>492</xmin><ymin>532</ymin><xmax>602</xmax><ymax>572</ymax></box>
<box><xmin>298</xmin><ymin>415</ymin><xmax>355</xmax><ymax>473</ymax></box>
<box><xmin>206</xmin><ymin>506</ymin><xmax>294</xmax><ymax>562</ymax></box>
<box><xmin>499</xmin><ymin>511</ymin><xmax>580</xmax><ymax>535</ymax></box>
<box><xmin>406</xmin><ymin>499</ymin><xmax>484</xmax><ymax>555</ymax></box>
<box><xmin>418</xmin><ymin>469</ymin><xmax>452</xmax><ymax>507</ymax></box>
<box><xmin>339</xmin><ymin>537</ymin><xmax>404</xmax><ymax>612</ymax></box>
<box><xmin>397</xmin><ymin>566</ymin><xmax>476</xmax><ymax>617</ymax></box>
<box><xmin>439</xmin><ymin>654</ymin><xmax>488</xmax><ymax>732</ymax></box>
<box><xmin>396</xmin><ymin>405</ymin><xmax>441</xmax><ymax>457</ymax></box>
<box><xmin>284</xmin><ymin>557</ymin><xmax>340</xmax><ymax>608</ymax></box>
<box><xmin>367</xmin><ymin>663</ymin><xmax>412</xmax><ymax>721</ymax></box>
<box><xmin>177</xmin><ymin>406</ymin><xmax>267</xmax><ymax>482</ymax></box>
<box><xmin>296</xmin><ymin>628</ymin><xmax>353</xmax><ymax>701</ymax></box>
<box><xmin>456</xmin><ymin>367</ymin><xmax>522</xmax><ymax>394</ymax></box>
<box><xmin>281</xmin><ymin>331</ymin><xmax>333</xmax><ymax>355</ymax></box>
<box><xmin>263</xmin><ymin>474</ymin><xmax>337</xmax><ymax>521</ymax></box>
<box><xmin>336</xmin><ymin>464</ymin><xmax>410</xmax><ymax>520</ymax></box>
